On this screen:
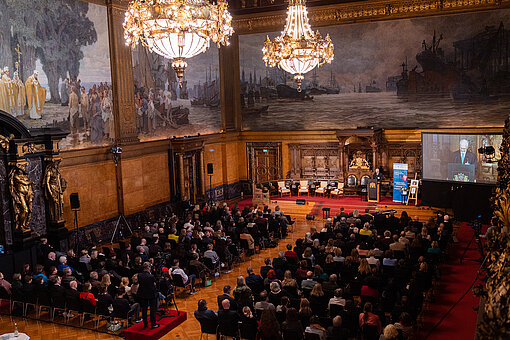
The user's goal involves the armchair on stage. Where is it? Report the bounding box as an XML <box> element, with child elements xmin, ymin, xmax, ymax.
<box><xmin>277</xmin><ymin>181</ymin><xmax>291</xmax><ymax>197</ymax></box>
<box><xmin>315</xmin><ymin>181</ymin><xmax>328</xmax><ymax>196</ymax></box>
<box><xmin>330</xmin><ymin>182</ymin><xmax>344</xmax><ymax>198</ymax></box>
<box><xmin>298</xmin><ymin>180</ymin><xmax>309</xmax><ymax>196</ymax></box>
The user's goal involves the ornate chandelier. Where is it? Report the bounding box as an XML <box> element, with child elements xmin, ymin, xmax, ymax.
<box><xmin>124</xmin><ymin>0</ymin><xmax>233</xmax><ymax>87</ymax></box>
<box><xmin>262</xmin><ymin>0</ymin><xmax>334</xmax><ymax>91</ymax></box>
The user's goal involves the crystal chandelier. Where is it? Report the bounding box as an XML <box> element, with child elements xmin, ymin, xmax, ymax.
<box><xmin>124</xmin><ymin>0</ymin><xmax>233</xmax><ymax>87</ymax></box>
<box><xmin>262</xmin><ymin>0</ymin><xmax>334</xmax><ymax>91</ymax></box>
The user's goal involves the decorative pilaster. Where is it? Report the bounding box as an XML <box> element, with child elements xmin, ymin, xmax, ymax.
<box><xmin>106</xmin><ymin>1</ymin><xmax>139</xmax><ymax>144</ymax></box>
<box><xmin>219</xmin><ymin>34</ymin><xmax>242</xmax><ymax>132</ymax></box>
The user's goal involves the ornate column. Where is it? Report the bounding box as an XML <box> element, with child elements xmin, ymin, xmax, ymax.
<box><xmin>200</xmin><ymin>149</ymin><xmax>206</xmax><ymax>196</ymax></box>
<box><xmin>219</xmin><ymin>34</ymin><xmax>242</xmax><ymax>132</ymax></box>
<box><xmin>178</xmin><ymin>153</ymin><xmax>185</xmax><ymax>199</ymax></box>
<box><xmin>371</xmin><ymin>141</ymin><xmax>377</xmax><ymax>170</ymax></box>
<box><xmin>191</xmin><ymin>152</ymin><xmax>197</xmax><ymax>202</ymax></box>
<box><xmin>106</xmin><ymin>0</ymin><xmax>139</xmax><ymax>145</ymax></box>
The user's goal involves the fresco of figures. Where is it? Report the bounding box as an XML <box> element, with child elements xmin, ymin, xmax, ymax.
<box><xmin>240</xmin><ymin>9</ymin><xmax>510</xmax><ymax>131</ymax></box>
<box><xmin>0</xmin><ymin>0</ymin><xmax>112</xmax><ymax>150</ymax></box>
<box><xmin>132</xmin><ymin>45</ymin><xmax>221</xmax><ymax>141</ymax></box>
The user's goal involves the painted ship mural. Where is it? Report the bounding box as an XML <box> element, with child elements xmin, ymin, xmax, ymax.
<box><xmin>240</xmin><ymin>67</ymin><xmax>341</xmax><ymax>115</ymax></box>
<box><xmin>395</xmin><ymin>24</ymin><xmax>510</xmax><ymax>102</ymax></box>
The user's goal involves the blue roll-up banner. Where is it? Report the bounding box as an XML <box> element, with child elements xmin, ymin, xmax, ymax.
<box><xmin>393</xmin><ymin>163</ymin><xmax>408</xmax><ymax>203</ymax></box>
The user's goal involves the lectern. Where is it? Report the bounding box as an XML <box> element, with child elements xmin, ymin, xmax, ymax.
<box><xmin>367</xmin><ymin>179</ymin><xmax>380</xmax><ymax>202</ymax></box>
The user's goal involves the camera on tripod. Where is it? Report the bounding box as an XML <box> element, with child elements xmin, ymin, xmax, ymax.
<box><xmin>469</xmin><ymin>214</ymin><xmax>483</xmax><ymax>235</ymax></box>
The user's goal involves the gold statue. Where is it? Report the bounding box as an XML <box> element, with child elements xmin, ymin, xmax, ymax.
<box><xmin>349</xmin><ymin>150</ymin><xmax>370</xmax><ymax>169</ymax></box>
<box><xmin>44</xmin><ymin>159</ymin><xmax>67</xmax><ymax>222</ymax></box>
<box><xmin>8</xmin><ymin>161</ymin><xmax>34</xmax><ymax>233</ymax></box>
<box><xmin>0</xmin><ymin>134</ymin><xmax>13</xmax><ymax>150</ymax></box>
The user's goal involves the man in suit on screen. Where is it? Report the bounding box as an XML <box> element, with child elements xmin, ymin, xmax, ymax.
<box><xmin>451</xmin><ymin>139</ymin><xmax>477</xmax><ymax>165</ymax></box>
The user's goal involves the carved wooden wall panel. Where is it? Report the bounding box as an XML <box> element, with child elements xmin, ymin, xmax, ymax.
<box><xmin>289</xmin><ymin>143</ymin><xmax>340</xmax><ymax>179</ymax></box>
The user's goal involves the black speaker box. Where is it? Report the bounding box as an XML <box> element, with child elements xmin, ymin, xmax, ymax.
<box><xmin>296</xmin><ymin>199</ymin><xmax>306</xmax><ymax>205</ymax></box>
<box><xmin>306</xmin><ymin>214</ymin><xmax>315</xmax><ymax>220</ymax></box>
<box><xmin>207</xmin><ymin>163</ymin><xmax>214</xmax><ymax>175</ymax></box>
<box><xmin>70</xmin><ymin>193</ymin><xmax>80</xmax><ymax>210</ymax></box>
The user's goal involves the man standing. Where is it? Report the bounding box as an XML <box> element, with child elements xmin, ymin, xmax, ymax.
<box><xmin>11</xmin><ymin>71</ymin><xmax>25</xmax><ymax>117</ymax></box>
<box><xmin>68</xmin><ymin>86</ymin><xmax>79</xmax><ymax>134</ymax></box>
<box><xmin>373</xmin><ymin>168</ymin><xmax>383</xmax><ymax>182</ymax></box>
<box><xmin>451</xmin><ymin>139</ymin><xmax>477</xmax><ymax>165</ymax></box>
<box><xmin>25</xmin><ymin>70</ymin><xmax>46</xmax><ymax>119</ymax></box>
<box><xmin>137</xmin><ymin>262</ymin><xmax>159</xmax><ymax>329</ymax></box>
<box><xmin>0</xmin><ymin>67</ymin><xmax>15</xmax><ymax>114</ymax></box>
<box><xmin>80</xmin><ymin>87</ymin><xmax>90</xmax><ymax>132</ymax></box>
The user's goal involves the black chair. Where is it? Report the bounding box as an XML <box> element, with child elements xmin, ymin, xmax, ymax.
<box><xmin>362</xmin><ymin>324</ymin><xmax>380</xmax><ymax>340</ymax></box>
<box><xmin>66</xmin><ymin>295</ymin><xmax>83</xmax><ymax>324</ymax></box>
<box><xmin>36</xmin><ymin>290</ymin><xmax>52</xmax><ymax>319</ymax></box>
<box><xmin>172</xmin><ymin>274</ymin><xmax>192</xmax><ymax>295</ymax></box>
<box><xmin>202</xmin><ymin>257</ymin><xmax>219</xmax><ymax>273</ymax></box>
<box><xmin>51</xmin><ymin>294</ymin><xmax>67</xmax><ymax>322</ymax></box>
<box><xmin>239</xmin><ymin>320</ymin><xmax>258</xmax><ymax>340</ymax></box>
<box><xmin>330</xmin><ymin>303</ymin><xmax>344</xmax><ymax>317</ymax></box>
<box><xmin>196</xmin><ymin>316</ymin><xmax>218</xmax><ymax>340</ymax></box>
<box><xmin>23</xmin><ymin>289</ymin><xmax>37</xmax><ymax>317</ymax></box>
<box><xmin>283</xmin><ymin>329</ymin><xmax>304</xmax><ymax>340</ymax></box>
<box><xmin>304</xmin><ymin>332</ymin><xmax>321</xmax><ymax>340</ymax></box>
<box><xmin>81</xmin><ymin>299</ymin><xmax>97</xmax><ymax>326</ymax></box>
<box><xmin>218</xmin><ymin>319</ymin><xmax>240</xmax><ymax>339</ymax></box>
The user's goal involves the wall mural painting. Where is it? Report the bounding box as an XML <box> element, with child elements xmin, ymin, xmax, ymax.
<box><xmin>240</xmin><ymin>10</ymin><xmax>510</xmax><ymax>131</ymax></box>
<box><xmin>0</xmin><ymin>0</ymin><xmax>113</xmax><ymax>150</ymax></box>
<box><xmin>132</xmin><ymin>45</ymin><xmax>221</xmax><ymax>142</ymax></box>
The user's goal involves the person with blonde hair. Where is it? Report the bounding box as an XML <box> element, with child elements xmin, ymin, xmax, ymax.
<box><xmin>380</xmin><ymin>324</ymin><xmax>400</xmax><ymax>340</ymax></box>
<box><xmin>358</xmin><ymin>258</ymin><xmax>371</xmax><ymax>277</ymax></box>
<box><xmin>299</xmin><ymin>298</ymin><xmax>312</xmax><ymax>328</ymax></box>
<box><xmin>310</xmin><ymin>283</ymin><xmax>328</xmax><ymax>316</ymax></box>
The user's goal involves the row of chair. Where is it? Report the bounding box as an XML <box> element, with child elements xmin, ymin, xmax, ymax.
<box><xmin>278</xmin><ymin>180</ymin><xmax>345</xmax><ymax>197</ymax></box>
<box><xmin>0</xmin><ymin>288</ymin><xmax>132</xmax><ymax>333</ymax></box>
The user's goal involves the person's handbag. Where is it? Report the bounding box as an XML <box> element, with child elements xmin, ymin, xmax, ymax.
<box><xmin>107</xmin><ymin>320</ymin><xmax>121</xmax><ymax>332</ymax></box>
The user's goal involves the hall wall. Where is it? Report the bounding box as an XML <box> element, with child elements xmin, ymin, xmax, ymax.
<box><xmin>60</xmin><ymin>150</ymin><xmax>118</xmax><ymax>228</ymax></box>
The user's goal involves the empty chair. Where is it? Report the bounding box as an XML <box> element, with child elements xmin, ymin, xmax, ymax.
<box><xmin>298</xmin><ymin>180</ymin><xmax>309</xmax><ymax>196</ymax></box>
<box><xmin>315</xmin><ymin>181</ymin><xmax>328</xmax><ymax>196</ymax></box>
<box><xmin>278</xmin><ymin>181</ymin><xmax>291</xmax><ymax>197</ymax></box>
<box><xmin>330</xmin><ymin>182</ymin><xmax>344</xmax><ymax>198</ymax></box>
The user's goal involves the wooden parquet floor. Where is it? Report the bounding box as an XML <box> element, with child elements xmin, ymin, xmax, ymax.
<box><xmin>0</xmin><ymin>198</ymin><xmax>442</xmax><ymax>340</ymax></box>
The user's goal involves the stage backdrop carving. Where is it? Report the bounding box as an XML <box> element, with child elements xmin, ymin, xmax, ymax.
<box><xmin>132</xmin><ymin>44</ymin><xmax>221</xmax><ymax>142</ymax></box>
<box><xmin>239</xmin><ymin>9</ymin><xmax>510</xmax><ymax>131</ymax></box>
<box><xmin>0</xmin><ymin>0</ymin><xmax>113</xmax><ymax>150</ymax></box>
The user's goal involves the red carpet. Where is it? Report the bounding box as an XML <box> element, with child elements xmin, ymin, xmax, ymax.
<box><xmin>420</xmin><ymin>223</ymin><xmax>484</xmax><ymax>339</ymax></box>
<box><xmin>124</xmin><ymin>309</ymin><xmax>187</xmax><ymax>340</ymax></box>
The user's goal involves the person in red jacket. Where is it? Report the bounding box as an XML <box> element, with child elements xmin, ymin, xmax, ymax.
<box><xmin>80</xmin><ymin>282</ymin><xmax>96</xmax><ymax>306</ymax></box>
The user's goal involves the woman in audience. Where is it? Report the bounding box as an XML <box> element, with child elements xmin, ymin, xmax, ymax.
<box><xmin>358</xmin><ymin>258</ymin><xmax>372</xmax><ymax>281</ymax></box>
<box><xmin>305</xmin><ymin>315</ymin><xmax>327</xmax><ymax>340</ymax></box>
<box><xmin>333</xmin><ymin>248</ymin><xmax>345</xmax><ymax>263</ymax></box>
<box><xmin>309</xmin><ymin>283</ymin><xmax>328</xmax><ymax>317</ymax></box>
<box><xmin>298</xmin><ymin>298</ymin><xmax>312</xmax><ymax>328</ymax></box>
<box><xmin>96</xmin><ymin>284</ymin><xmax>114</xmax><ymax>318</ymax></box>
<box><xmin>295</xmin><ymin>261</ymin><xmax>309</xmax><ymax>281</ymax></box>
<box><xmin>380</xmin><ymin>324</ymin><xmax>401</xmax><ymax>340</ymax></box>
<box><xmin>240</xmin><ymin>306</ymin><xmax>258</xmax><ymax>339</ymax></box>
<box><xmin>302</xmin><ymin>247</ymin><xmax>315</xmax><ymax>267</ymax></box>
<box><xmin>259</xmin><ymin>308</ymin><xmax>282</xmax><ymax>339</ymax></box>
<box><xmin>323</xmin><ymin>254</ymin><xmax>336</xmax><ymax>276</ymax></box>
<box><xmin>268</xmin><ymin>281</ymin><xmax>284</xmax><ymax>307</ymax></box>
<box><xmin>394</xmin><ymin>312</ymin><xmax>413</xmax><ymax>339</ymax></box>
<box><xmin>264</xmin><ymin>269</ymin><xmax>281</xmax><ymax>288</ymax></box>
<box><xmin>32</xmin><ymin>264</ymin><xmax>48</xmax><ymax>285</ymax></box>
<box><xmin>281</xmin><ymin>307</ymin><xmax>304</xmax><ymax>339</ymax></box>
<box><xmin>359</xmin><ymin>302</ymin><xmax>382</xmax><ymax>334</ymax></box>
<box><xmin>233</xmin><ymin>276</ymin><xmax>253</xmax><ymax>308</ymax></box>
<box><xmin>282</xmin><ymin>270</ymin><xmax>299</xmax><ymax>298</ymax></box>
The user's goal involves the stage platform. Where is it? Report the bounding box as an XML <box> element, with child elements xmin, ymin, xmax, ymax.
<box><xmin>237</xmin><ymin>195</ymin><xmax>437</xmax><ymax>222</ymax></box>
<box><xmin>124</xmin><ymin>310</ymin><xmax>187</xmax><ymax>340</ymax></box>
